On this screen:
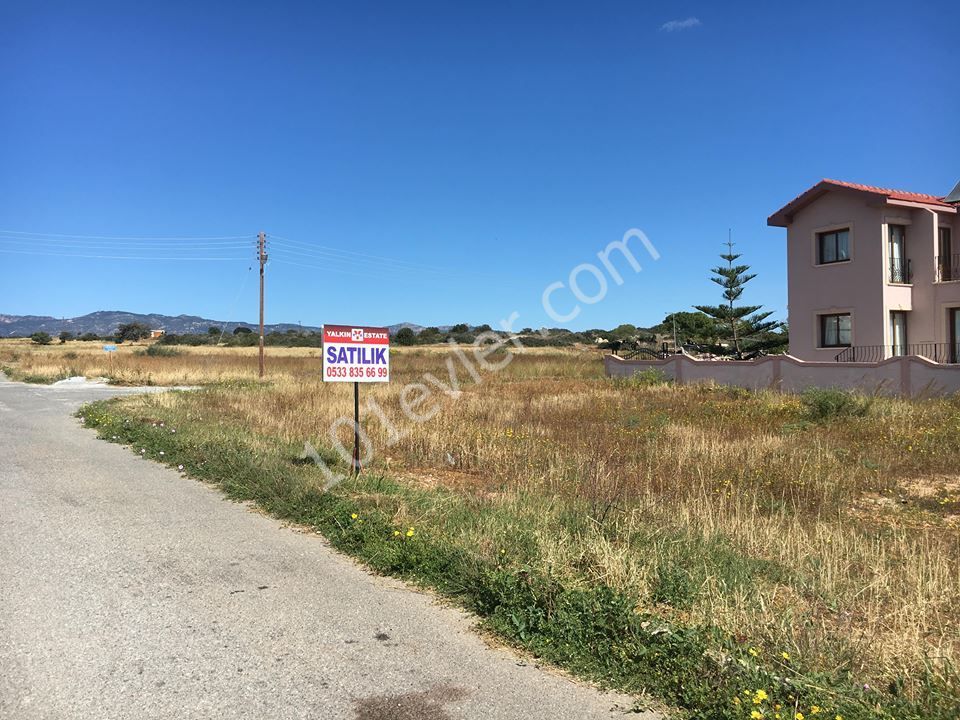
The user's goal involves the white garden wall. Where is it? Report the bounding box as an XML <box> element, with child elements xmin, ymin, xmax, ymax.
<box><xmin>604</xmin><ymin>354</ymin><xmax>960</xmax><ymax>397</ymax></box>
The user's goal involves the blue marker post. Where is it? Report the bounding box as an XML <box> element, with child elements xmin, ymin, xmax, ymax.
<box><xmin>103</xmin><ymin>344</ymin><xmax>117</xmax><ymax>375</ymax></box>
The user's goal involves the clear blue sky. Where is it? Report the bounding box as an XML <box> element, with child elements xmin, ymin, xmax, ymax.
<box><xmin>1</xmin><ymin>1</ymin><xmax>957</xmax><ymax>331</ymax></box>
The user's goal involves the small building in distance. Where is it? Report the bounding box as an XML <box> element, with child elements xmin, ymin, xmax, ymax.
<box><xmin>150</xmin><ymin>329</ymin><xmax>166</xmax><ymax>339</ymax></box>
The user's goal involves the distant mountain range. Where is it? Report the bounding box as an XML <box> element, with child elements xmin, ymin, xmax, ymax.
<box><xmin>0</xmin><ymin>311</ymin><xmax>426</xmax><ymax>337</ymax></box>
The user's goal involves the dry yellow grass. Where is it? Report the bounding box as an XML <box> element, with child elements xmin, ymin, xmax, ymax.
<box><xmin>8</xmin><ymin>338</ymin><xmax>959</xmax><ymax>696</ymax></box>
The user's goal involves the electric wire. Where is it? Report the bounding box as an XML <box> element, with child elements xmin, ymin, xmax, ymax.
<box><xmin>267</xmin><ymin>235</ymin><xmax>451</xmax><ymax>273</ymax></box>
<box><xmin>0</xmin><ymin>247</ymin><xmax>249</xmax><ymax>261</ymax></box>
<box><xmin>0</xmin><ymin>236</ymin><xmax>254</xmax><ymax>250</ymax></box>
<box><xmin>0</xmin><ymin>229</ymin><xmax>254</xmax><ymax>241</ymax></box>
<box><xmin>265</xmin><ymin>247</ymin><xmax>446</xmax><ymax>278</ymax></box>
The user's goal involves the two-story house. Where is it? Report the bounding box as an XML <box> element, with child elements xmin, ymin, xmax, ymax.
<box><xmin>768</xmin><ymin>178</ymin><xmax>960</xmax><ymax>363</ymax></box>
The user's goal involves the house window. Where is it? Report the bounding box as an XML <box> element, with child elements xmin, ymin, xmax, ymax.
<box><xmin>890</xmin><ymin>311</ymin><xmax>908</xmax><ymax>356</ymax></box>
<box><xmin>939</xmin><ymin>227</ymin><xmax>954</xmax><ymax>281</ymax></box>
<box><xmin>820</xmin><ymin>313</ymin><xmax>851</xmax><ymax>348</ymax></box>
<box><xmin>888</xmin><ymin>224</ymin><xmax>910</xmax><ymax>283</ymax></box>
<box><xmin>817</xmin><ymin>229</ymin><xmax>850</xmax><ymax>264</ymax></box>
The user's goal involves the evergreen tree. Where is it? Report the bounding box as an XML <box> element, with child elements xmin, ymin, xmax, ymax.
<box><xmin>694</xmin><ymin>238</ymin><xmax>782</xmax><ymax>355</ymax></box>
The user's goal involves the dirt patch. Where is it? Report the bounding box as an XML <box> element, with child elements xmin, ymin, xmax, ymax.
<box><xmin>848</xmin><ymin>476</ymin><xmax>960</xmax><ymax>530</ymax></box>
<box><xmin>395</xmin><ymin>468</ymin><xmax>502</xmax><ymax>498</ymax></box>
<box><xmin>354</xmin><ymin>684</ymin><xmax>468</xmax><ymax>720</ymax></box>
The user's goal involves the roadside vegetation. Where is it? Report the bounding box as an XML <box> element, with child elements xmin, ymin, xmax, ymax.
<box><xmin>9</xmin><ymin>340</ymin><xmax>957</xmax><ymax>717</ymax></box>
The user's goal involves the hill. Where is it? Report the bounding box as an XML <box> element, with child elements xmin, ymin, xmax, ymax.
<box><xmin>0</xmin><ymin>312</ymin><xmax>448</xmax><ymax>338</ymax></box>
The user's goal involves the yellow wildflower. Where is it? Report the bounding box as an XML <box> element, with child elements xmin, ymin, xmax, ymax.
<box><xmin>350</xmin><ymin>513</ymin><xmax>358</xmax><ymax>520</ymax></box>
<box><xmin>754</xmin><ymin>690</ymin><xmax>768</xmax><ymax>702</ymax></box>
<box><xmin>749</xmin><ymin>647</ymin><xmax>759</xmax><ymax>657</ymax></box>
<box><xmin>796</xmin><ymin>714</ymin><xmax>804</xmax><ymax>720</ymax></box>
<box><xmin>406</xmin><ymin>529</ymin><xmax>415</xmax><ymax>537</ymax></box>
<box><xmin>781</xmin><ymin>651</ymin><xmax>791</xmax><ymax>660</ymax></box>
<box><xmin>751</xmin><ymin>711</ymin><xmax>763</xmax><ymax>719</ymax></box>
<box><xmin>811</xmin><ymin>707</ymin><xmax>820</xmax><ymax>715</ymax></box>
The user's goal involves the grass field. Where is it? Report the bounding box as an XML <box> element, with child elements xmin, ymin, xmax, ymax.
<box><xmin>6</xmin><ymin>339</ymin><xmax>958</xmax><ymax>718</ymax></box>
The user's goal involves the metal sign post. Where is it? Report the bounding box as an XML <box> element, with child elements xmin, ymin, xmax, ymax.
<box><xmin>103</xmin><ymin>344</ymin><xmax>117</xmax><ymax>374</ymax></box>
<box><xmin>352</xmin><ymin>381</ymin><xmax>360</xmax><ymax>475</ymax></box>
<box><xmin>321</xmin><ymin>325</ymin><xmax>391</xmax><ymax>477</ymax></box>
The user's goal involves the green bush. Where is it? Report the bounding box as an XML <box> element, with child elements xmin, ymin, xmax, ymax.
<box><xmin>801</xmin><ymin>387</ymin><xmax>873</xmax><ymax>421</ymax></box>
<box><xmin>30</xmin><ymin>332</ymin><xmax>52</xmax><ymax>345</ymax></box>
<box><xmin>136</xmin><ymin>344</ymin><xmax>181</xmax><ymax>357</ymax></box>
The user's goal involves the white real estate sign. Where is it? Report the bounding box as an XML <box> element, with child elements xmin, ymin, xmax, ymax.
<box><xmin>322</xmin><ymin>325</ymin><xmax>390</xmax><ymax>383</ymax></box>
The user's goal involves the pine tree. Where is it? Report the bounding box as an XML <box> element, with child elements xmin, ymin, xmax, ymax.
<box><xmin>694</xmin><ymin>237</ymin><xmax>782</xmax><ymax>356</ymax></box>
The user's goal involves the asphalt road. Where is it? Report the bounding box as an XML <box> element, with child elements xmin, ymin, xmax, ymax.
<box><xmin>0</xmin><ymin>378</ymin><xmax>647</xmax><ymax>720</ymax></box>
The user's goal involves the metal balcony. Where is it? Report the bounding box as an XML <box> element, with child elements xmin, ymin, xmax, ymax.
<box><xmin>936</xmin><ymin>254</ymin><xmax>960</xmax><ymax>282</ymax></box>
<box><xmin>835</xmin><ymin>342</ymin><xmax>959</xmax><ymax>363</ymax></box>
<box><xmin>888</xmin><ymin>257</ymin><xmax>912</xmax><ymax>284</ymax></box>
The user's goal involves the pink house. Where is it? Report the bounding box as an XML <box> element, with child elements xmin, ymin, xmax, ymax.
<box><xmin>768</xmin><ymin>179</ymin><xmax>960</xmax><ymax>363</ymax></box>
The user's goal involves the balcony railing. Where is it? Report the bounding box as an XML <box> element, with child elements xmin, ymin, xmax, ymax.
<box><xmin>888</xmin><ymin>257</ymin><xmax>912</xmax><ymax>283</ymax></box>
<box><xmin>936</xmin><ymin>254</ymin><xmax>960</xmax><ymax>282</ymax></box>
<box><xmin>835</xmin><ymin>343</ymin><xmax>960</xmax><ymax>363</ymax></box>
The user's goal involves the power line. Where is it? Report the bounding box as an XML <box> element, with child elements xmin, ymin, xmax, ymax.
<box><xmin>0</xmin><ymin>236</ymin><xmax>254</xmax><ymax>250</ymax></box>
<box><xmin>266</xmin><ymin>246</ymin><xmax>444</xmax><ymax>277</ymax></box>
<box><xmin>268</xmin><ymin>234</ymin><xmax>452</xmax><ymax>273</ymax></box>
<box><xmin>0</xmin><ymin>229</ymin><xmax>253</xmax><ymax>241</ymax></box>
<box><xmin>0</xmin><ymin>247</ymin><xmax>248</xmax><ymax>261</ymax></box>
<box><xmin>268</xmin><ymin>256</ymin><xmax>408</xmax><ymax>282</ymax></box>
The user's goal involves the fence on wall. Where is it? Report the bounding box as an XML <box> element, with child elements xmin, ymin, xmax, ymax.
<box><xmin>604</xmin><ymin>353</ymin><xmax>960</xmax><ymax>398</ymax></box>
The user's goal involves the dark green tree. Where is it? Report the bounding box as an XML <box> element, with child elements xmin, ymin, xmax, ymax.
<box><xmin>233</xmin><ymin>326</ymin><xmax>253</xmax><ymax>335</ymax></box>
<box><xmin>609</xmin><ymin>323</ymin><xmax>638</xmax><ymax>340</ymax></box>
<box><xmin>394</xmin><ymin>327</ymin><xmax>417</xmax><ymax>346</ymax></box>
<box><xmin>30</xmin><ymin>331</ymin><xmax>52</xmax><ymax>345</ymax></box>
<box><xmin>116</xmin><ymin>323</ymin><xmax>151</xmax><ymax>343</ymax></box>
<box><xmin>653</xmin><ymin>312</ymin><xmax>722</xmax><ymax>346</ymax></box>
<box><xmin>58</xmin><ymin>331</ymin><xmax>74</xmax><ymax>344</ymax></box>
<box><xmin>694</xmin><ymin>240</ymin><xmax>781</xmax><ymax>355</ymax></box>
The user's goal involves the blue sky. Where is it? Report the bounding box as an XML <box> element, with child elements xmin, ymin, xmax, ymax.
<box><xmin>1</xmin><ymin>1</ymin><xmax>957</xmax><ymax>331</ymax></box>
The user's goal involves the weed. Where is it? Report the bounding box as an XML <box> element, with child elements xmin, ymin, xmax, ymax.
<box><xmin>800</xmin><ymin>387</ymin><xmax>873</xmax><ymax>421</ymax></box>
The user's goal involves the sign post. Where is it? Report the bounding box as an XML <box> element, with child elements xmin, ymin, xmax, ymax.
<box><xmin>322</xmin><ymin>325</ymin><xmax>390</xmax><ymax>476</ymax></box>
<box><xmin>103</xmin><ymin>344</ymin><xmax>117</xmax><ymax>374</ymax></box>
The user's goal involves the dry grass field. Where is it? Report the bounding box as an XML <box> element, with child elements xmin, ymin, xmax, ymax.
<box><xmin>7</xmin><ymin>339</ymin><xmax>958</xmax><ymax>717</ymax></box>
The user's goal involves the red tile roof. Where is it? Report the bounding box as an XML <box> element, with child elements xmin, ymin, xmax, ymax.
<box><xmin>768</xmin><ymin>178</ymin><xmax>954</xmax><ymax>227</ymax></box>
<box><xmin>821</xmin><ymin>179</ymin><xmax>950</xmax><ymax>206</ymax></box>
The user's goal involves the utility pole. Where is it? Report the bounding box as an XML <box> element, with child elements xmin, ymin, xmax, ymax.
<box><xmin>258</xmin><ymin>231</ymin><xmax>267</xmax><ymax>378</ymax></box>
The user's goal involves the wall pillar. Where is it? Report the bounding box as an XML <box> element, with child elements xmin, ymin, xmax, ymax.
<box><xmin>900</xmin><ymin>356</ymin><xmax>911</xmax><ymax>397</ymax></box>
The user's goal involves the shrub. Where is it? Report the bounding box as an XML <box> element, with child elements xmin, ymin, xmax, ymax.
<box><xmin>137</xmin><ymin>344</ymin><xmax>180</xmax><ymax>357</ymax></box>
<box><xmin>801</xmin><ymin>387</ymin><xmax>873</xmax><ymax>421</ymax></box>
<box><xmin>30</xmin><ymin>332</ymin><xmax>52</xmax><ymax>345</ymax></box>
